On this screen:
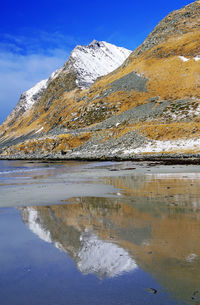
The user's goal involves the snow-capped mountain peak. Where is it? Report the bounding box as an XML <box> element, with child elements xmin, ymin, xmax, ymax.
<box><xmin>68</xmin><ymin>40</ymin><xmax>131</xmax><ymax>89</ymax></box>
<box><xmin>5</xmin><ymin>40</ymin><xmax>131</xmax><ymax>123</ymax></box>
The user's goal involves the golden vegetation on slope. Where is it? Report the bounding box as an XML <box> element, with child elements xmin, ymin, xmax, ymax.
<box><xmin>3</xmin><ymin>132</ymin><xmax>92</xmax><ymax>155</ymax></box>
<box><xmin>138</xmin><ymin>121</ymin><xmax>200</xmax><ymax>140</ymax></box>
<box><xmin>148</xmin><ymin>31</ymin><xmax>200</xmax><ymax>58</ymax></box>
<box><xmin>57</xmin><ymin>132</ymin><xmax>91</xmax><ymax>150</ymax></box>
<box><xmin>99</xmin><ymin>120</ymin><xmax>200</xmax><ymax>142</ymax></box>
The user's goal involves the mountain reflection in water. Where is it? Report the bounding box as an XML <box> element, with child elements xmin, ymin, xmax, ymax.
<box><xmin>21</xmin><ymin>172</ymin><xmax>200</xmax><ymax>304</ymax></box>
<box><xmin>22</xmin><ymin>206</ymin><xmax>137</xmax><ymax>278</ymax></box>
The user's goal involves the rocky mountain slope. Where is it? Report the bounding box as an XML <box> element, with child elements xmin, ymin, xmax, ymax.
<box><xmin>0</xmin><ymin>0</ymin><xmax>200</xmax><ymax>160</ymax></box>
<box><xmin>2</xmin><ymin>40</ymin><xmax>130</xmax><ymax>135</ymax></box>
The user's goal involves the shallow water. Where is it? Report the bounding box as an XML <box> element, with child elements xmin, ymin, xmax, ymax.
<box><xmin>0</xmin><ymin>160</ymin><xmax>200</xmax><ymax>304</ymax></box>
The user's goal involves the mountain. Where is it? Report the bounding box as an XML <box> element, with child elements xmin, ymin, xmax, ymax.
<box><xmin>68</xmin><ymin>40</ymin><xmax>131</xmax><ymax>89</ymax></box>
<box><xmin>3</xmin><ymin>40</ymin><xmax>131</xmax><ymax>130</ymax></box>
<box><xmin>0</xmin><ymin>0</ymin><xmax>200</xmax><ymax>160</ymax></box>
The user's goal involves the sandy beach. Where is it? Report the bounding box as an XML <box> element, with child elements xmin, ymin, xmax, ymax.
<box><xmin>1</xmin><ymin>160</ymin><xmax>200</xmax><ymax>207</ymax></box>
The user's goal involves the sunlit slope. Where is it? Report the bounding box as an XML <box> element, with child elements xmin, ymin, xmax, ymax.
<box><xmin>1</xmin><ymin>1</ymin><xmax>200</xmax><ymax>158</ymax></box>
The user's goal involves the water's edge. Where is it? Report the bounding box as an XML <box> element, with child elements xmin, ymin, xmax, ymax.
<box><xmin>1</xmin><ymin>153</ymin><xmax>200</xmax><ymax>164</ymax></box>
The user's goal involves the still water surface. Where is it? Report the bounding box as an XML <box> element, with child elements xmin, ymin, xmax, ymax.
<box><xmin>0</xmin><ymin>160</ymin><xmax>200</xmax><ymax>304</ymax></box>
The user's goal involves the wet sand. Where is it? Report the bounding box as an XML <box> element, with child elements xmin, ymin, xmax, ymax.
<box><xmin>1</xmin><ymin>160</ymin><xmax>200</xmax><ymax>207</ymax></box>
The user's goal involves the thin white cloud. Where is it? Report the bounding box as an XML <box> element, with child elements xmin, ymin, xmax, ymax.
<box><xmin>0</xmin><ymin>31</ymin><xmax>77</xmax><ymax>55</ymax></box>
<box><xmin>0</xmin><ymin>48</ymin><xmax>68</xmax><ymax>123</ymax></box>
<box><xmin>0</xmin><ymin>30</ymin><xmax>78</xmax><ymax>123</ymax></box>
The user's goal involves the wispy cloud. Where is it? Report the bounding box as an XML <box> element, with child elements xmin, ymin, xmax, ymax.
<box><xmin>0</xmin><ymin>30</ymin><xmax>77</xmax><ymax>55</ymax></box>
<box><xmin>0</xmin><ymin>30</ymin><xmax>77</xmax><ymax>123</ymax></box>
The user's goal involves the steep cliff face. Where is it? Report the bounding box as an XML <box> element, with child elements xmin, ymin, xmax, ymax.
<box><xmin>1</xmin><ymin>1</ymin><xmax>200</xmax><ymax>159</ymax></box>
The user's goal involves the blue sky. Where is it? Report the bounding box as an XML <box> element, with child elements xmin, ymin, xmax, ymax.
<box><xmin>0</xmin><ymin>0</ymin><xmax>193</xmax><ymax>123</ymax></box>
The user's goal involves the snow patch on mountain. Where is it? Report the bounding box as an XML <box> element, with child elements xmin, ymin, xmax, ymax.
<box><xmin>178</xmin><ymin>55</ymin><xmax>200</xmax><ymax>62</ymax></box>
<box><xmin>35</xmin><ymin>127</ymin><xmax>44</xmax><ymax>134</ymax></box>
<box><xmin>122</xmin><ymin>138</ymin><xmax>200</xmax><ymax>155</ymax></box>
<box><xmin>165</xmin><ymin>102</ymin><xmax>200</xmax><ymax>121</ymax></box>
<box><xmin>194</xmin><ymin>55</ymin><xmax>200</xmax><ymax>61</ymax></box>
<box><xmin>179</xmin><ymin>56</ymin><xmax>189</xmax><ymax>62</ymax></box>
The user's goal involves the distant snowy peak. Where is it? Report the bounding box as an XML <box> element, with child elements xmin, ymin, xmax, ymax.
<box><xmin>7</xmin><ymin>40</ymin><xmax>131</xmax><ymax>121</ymax></box>
<box><xmin>6</xmin><ymin>66</ymin><xmax>63</xmax><ymax>122</ymax></box>
<box><xmin>17</xmin><ymin>40</ymin><xmax>131</xmax><ymax>111</ymax></box>
<box><xmin>6</xmin><ymin>78</ymin><xmax>48</xmax><ymax>122</ymax></box>
<box><xmin>21</xmin><ymin>79</ymin><xmax>48</xmax><ymax>111</ymax></box>
<box><xmin>68</xmin><ymin>40</ymin><xmax>131</xmax><ymax>89</ymax></box>
<box><xmin>49</xmin><ymin>67</ymin><xmax>63</xmax><ymax>82</ymax></box>
<box><xmin>14</xmin><ymin>65</ymin><xmax>64</xmax><ymax>115</ymax></box>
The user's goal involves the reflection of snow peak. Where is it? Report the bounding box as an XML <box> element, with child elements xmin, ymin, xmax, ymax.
<box><xmin>24</xmin><ymin>208</ymin><xmax>137</xmax><ymax>278</ymax></box>
<box><xmin>77</xmin><ymin>231</ymin><xmax>137</xmax><ymax>278</ymax></box>
<box><xmin>26</xmin><ymin>208</ymin><xmax>52</xmax><ymax>243</ymax></box>
<box><xmin>24</xmin><ymin>208</ymin><xmax>68</xmax><ymax>252</ymax></box>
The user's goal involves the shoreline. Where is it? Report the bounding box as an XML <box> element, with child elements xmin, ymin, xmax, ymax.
<box><xmin>1</xmin><ymin>159</ymin><xmax>200</xmax><ymax>208</ymax></box>
<box><xmin>1</xmin><ymin>153</ymin><xmax>200</xmax><ymax>164</ymax></box>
